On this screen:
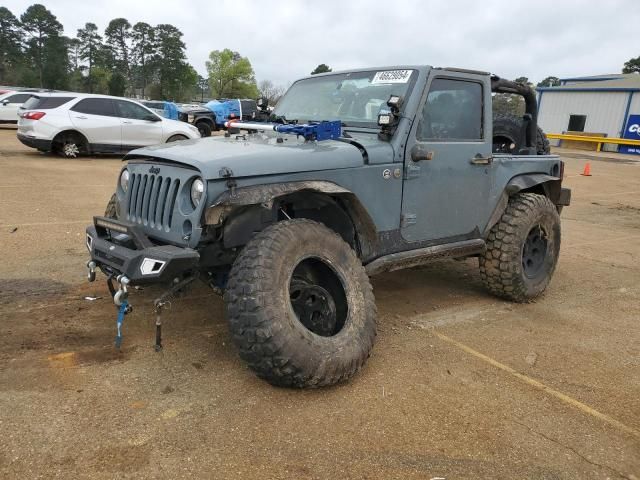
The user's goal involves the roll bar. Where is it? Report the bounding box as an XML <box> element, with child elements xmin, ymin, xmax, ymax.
<box><xmin>491</xmin><ymin>75</ymin><xmax>538</xmax><ymax>154</ymax></box>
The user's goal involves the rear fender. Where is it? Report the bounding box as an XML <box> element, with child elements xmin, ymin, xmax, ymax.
<box><xmin>483</xmin><ymin>173</ymin><xmax>568</xmax><ymax>237</ymax></box>
<box><xmin>505</xmin><ymin>173</ymin><xmax>562</xmax><ymax>201</ymax></box>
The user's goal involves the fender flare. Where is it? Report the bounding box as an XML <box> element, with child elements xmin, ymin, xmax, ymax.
<box><xmin>208</xmin><ymin>181</ymin><xmax>352</xmax><ymax>210</ymax></box>
<box><xmin>206</xmin><ymin>181</ymin><xmax>378</xmax><ymax>257</ymax></box>
<box><xmin>505</xmin><ymin>173</ymin><xmax>561</xmax><ymax>199</ymax></box>
<box><xmin>483</xmin><ymin>173</ymin><xmax>564</xmax><ymax>237</ymax></box>
<box><xmin>194</xmin><ymin>116</ymin><xmax>214</xmax><ymax>126</ymax></box>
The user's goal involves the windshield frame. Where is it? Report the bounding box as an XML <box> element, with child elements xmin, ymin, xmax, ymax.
<box><xmin>274</xmin><ymin>69</ymin><xmax>419</xmax><ymax>129</ymax></box>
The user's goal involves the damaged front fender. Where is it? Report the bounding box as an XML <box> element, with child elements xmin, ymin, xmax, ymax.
<box><xmin>205</xmin><ymin>180</ymin><xmax>378</xmax><ymax>258</ymax></box>
<box><xmin>204</xmin><ymin>181</ymin><xmax>352</xmax><ymax>225</ymax></box>
<box><xmin>209</xmin><ymin>181</ymin><xmax>352</xmax><ymax>212</ymax></box>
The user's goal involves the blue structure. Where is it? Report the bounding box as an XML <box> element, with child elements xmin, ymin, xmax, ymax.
<box><xmin>620</xmin><ymin>113</ymin><xmax>640</xmax><ymax>155</ymax></box>
<box><xmin>537</xmin><ymin>73</ymin><xmax>640</xmax><ymax>155</ymax></box>
<box><xmin>162</xmin><ymin>102</ymin><xmax>179</xmax><ymax>120</ymax></box>
<box><xmin>205</xmin><ymin>99</ymin><xmax>242</xmax><ymax>127</ymax></box>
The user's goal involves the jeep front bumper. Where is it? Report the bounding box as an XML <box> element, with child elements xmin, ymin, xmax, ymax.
<box><xmin>85</xmin><ymin>216</ymin><xmax>200</xmax><ymax>284</ymax></box>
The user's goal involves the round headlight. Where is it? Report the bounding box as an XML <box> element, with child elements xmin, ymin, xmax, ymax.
<box><xmin>190</xmin><ymin>178</ymin><xmax>204</xmax><ymax>207</ymax></box>
<box><xmin>120</xmin><ymin>169</ymin><xmax>130</xmax><ymax>192</ymax></box>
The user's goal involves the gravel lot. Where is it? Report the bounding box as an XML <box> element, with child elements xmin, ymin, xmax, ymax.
<box><xmin>0</xmin><ymin>127</ymin><xmax>639</xmax><ymax>479</ymax></box>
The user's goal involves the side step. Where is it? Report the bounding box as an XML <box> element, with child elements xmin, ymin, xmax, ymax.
<box><xmin>364</xmin><ymin>239</ymin><xmax>485</xmax><ymax>276</ymax></box>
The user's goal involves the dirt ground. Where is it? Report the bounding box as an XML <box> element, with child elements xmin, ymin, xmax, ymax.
<box><xmin>0</xmin><ymin>127</ymin><xmax>639</xmax><ymax>479</ymax></box>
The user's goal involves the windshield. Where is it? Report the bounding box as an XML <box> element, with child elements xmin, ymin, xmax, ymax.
<box><xmin>274</xmin><ymin>69</ymin><xmax>417</xmax><ymax>127</ymax></box>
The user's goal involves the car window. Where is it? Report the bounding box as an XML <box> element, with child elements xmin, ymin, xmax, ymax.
<box><xmin>22</xmin><ymin>96</ymin><xmax>76</xmax><ymax>110</ymax></box>
<box><xmin>116</xmin><ymin>100</ymin><xmax>156</xmax><ymax>120</ymax></box>
<box><xmin>71</xmin><ymin>98</ymin><xmax>117</xmax><ymax>117</ymax></box>
<box><xmin>5</xmin><ymin>93</ymin><xmax>33</xmax><ymax>104</ymax></box>
<box><xmin>418</xmin><ymin>78</ymin><xmax>483</xmax><ymax>141</ymax></box>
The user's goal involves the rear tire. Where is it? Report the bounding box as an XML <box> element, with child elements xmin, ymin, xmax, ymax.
<box><xmin>166</xmin><ymin>134</ymin><xmax>188</xmax><ymax>143</ymax></box>
<box><xmin>493</xmin><ymin>114</ymin><xmax>550</xmax><ymax>155</ymax></box>
<box><xmin>54</xmin><ymin>132</ymin><xmax>87</xmax><ymax>158</ymax></box>
<box><xmin>480</xmin><ymin>193</ymin><xmax>561</xmax><ymax>302</ymax></box>
<box><xmin>224</xmin><ymin>219</ymin><xmax>377</xmax><ymax>388</ymax></box>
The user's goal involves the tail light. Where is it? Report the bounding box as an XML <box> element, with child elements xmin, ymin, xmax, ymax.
<box><xmin>22</xmin><ymin>111</ymin><xmax>46</xmax><ymax>120</ymax></box>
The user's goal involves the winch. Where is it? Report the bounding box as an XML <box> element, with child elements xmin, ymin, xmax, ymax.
<box><xmin>224</xmin><ymin>120</ymin><xmax>342</xmax><ymax>142</ymax></box>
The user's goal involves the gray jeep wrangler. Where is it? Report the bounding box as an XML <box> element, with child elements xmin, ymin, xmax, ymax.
<box><xmin>86</xmin><ymin>66</ymin><xmax>571</xmax><ymax>388</ymax></box>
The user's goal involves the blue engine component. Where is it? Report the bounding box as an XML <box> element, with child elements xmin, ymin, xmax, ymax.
<box><xmin>274</xmin><ymin>121</ymin><xmax>342</xmax><ymax>141</ymax></box>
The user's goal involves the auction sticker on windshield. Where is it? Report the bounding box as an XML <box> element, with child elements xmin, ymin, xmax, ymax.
<box><xmin>371</xmin><ymin>70</ymin><xmax>412</xmax><ymax>84</ymax></box>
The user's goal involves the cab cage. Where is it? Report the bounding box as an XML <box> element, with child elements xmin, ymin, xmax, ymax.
<box><xmin>490</xmin><ymin>76</ymin><xmax>538</xmax><ymax>155</ymax></box>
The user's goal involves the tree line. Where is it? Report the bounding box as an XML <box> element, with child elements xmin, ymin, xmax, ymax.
<box><xmin>7</xmin><ymin>3</ymin><xmax>603</xmax><ymax>108</ymax></box>
<box><xmin>0</xmin><ymin>4</ymin><xmax>202</xmax><ymax>101</ymax></box>
<box><xmin>0</xmin><ymin>3</ymin><xmax>294</xmax><ymax>103</ymax></box>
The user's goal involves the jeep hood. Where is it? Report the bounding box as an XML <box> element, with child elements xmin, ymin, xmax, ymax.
<box><xmin>125</xmin><ymin>133</ymin><xmax>394</xmax><ymax>178</ymax></box>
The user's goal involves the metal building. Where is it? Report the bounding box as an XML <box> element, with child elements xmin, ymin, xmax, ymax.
<box><xmin>537</xmin><ymin>74</ymin><xmax>640</xmax><ymax>153</ymax></box>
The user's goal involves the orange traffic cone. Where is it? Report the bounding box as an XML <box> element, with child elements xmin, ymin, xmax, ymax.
<box><xmin>581</xmin><ymin>162</ymin><xmax>592</xmax><ymax>176</ymax></box>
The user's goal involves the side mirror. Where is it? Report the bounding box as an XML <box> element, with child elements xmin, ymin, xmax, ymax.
<box><xmin>410</xmin><ymin>144</ymin><xmax>434</xmax><ymax>162</ymax></box>
<box><xmin>144</xmin><ymin>114</ymin><xmax>161</xmax><ymax>122</ymax></box>
<box><xmin>257</xmin><ymin>97</ymin><xmax>268</xmax><ymax>108</ymax></box>
<box><xmin>1</xmin><ymin>100</ymin><xmax>9</xmax><ymax>106</ymax></box>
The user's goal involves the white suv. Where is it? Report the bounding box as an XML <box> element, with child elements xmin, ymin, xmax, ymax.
<box><xmin>17</xmin><ymin>93</ymin><xmax>201</xmax><ymax>157</ymax></box>
<box><xmin>0</xmin><ymin>91</ymin><xmax>37</xmax><ymax>123</ymax></box>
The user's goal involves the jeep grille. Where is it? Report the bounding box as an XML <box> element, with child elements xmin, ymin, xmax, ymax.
<box><xmin>126</xmin><ymin>173</ymin><xmax>180</xmax><ymax>230</ymax></box>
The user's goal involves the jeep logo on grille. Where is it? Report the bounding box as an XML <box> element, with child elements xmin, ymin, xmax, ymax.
<box><xmin>149</xmin><ymin>166</ymin><xmax>160</xmax><ymax>174</ymax></box>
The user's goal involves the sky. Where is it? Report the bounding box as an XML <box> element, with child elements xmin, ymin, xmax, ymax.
<box><xmin>6</xmin><ymin>0</ymin><xmax>640</xmax><ymax>87</ymax></box>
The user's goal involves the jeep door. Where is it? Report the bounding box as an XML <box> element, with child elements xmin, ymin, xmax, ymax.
<box><xmin>400</xmin><ymin>73</ymin><xmax>494</xmax><ymax>242</ymax></box>
<box><xmin>69</xmin><ymin>98</ymin><xmax>122</xmax><ymax>150</ymax></box>
<box><xmin>0</xmin><ymin>93</ymin><xmax>34</xmax><ymax>122</ymax></box>
<box><xmin>115</xmin><ymin>100</ymin><xmax>163</xmax><ymax>149</ymax></box>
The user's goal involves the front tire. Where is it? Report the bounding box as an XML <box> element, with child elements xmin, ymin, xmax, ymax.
<box><xmin>195</xmin><ymin>121</ymin><xmax>212</xmax><ymax>137</ymax></box>
<box><xmin>480</xmin><ymin>193</ymin><xmax>561</xmax><ymax>302</ymax></box>
<box><xmin>166</xmin><ymin>134</ymin><xmax>188</xmax><ymax>142</ymax></box>
<box><xmin>224</xmin><ymin>219</ymin><xmax>377</xmax><ymax>388</ymax></box>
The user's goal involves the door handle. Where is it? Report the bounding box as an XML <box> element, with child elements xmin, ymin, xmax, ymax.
<box><xmin>122</xmin><ymin>120</ymin><xmax>132</xmax><ymax>124</ymax></box>
<box><xmin>470</xmin><ymin>154</ymin><xmax>493</xmax><ymax>165</ymax></box>
<box><xmin>74</xmin><ymin>115</ymin><xmax>88</xmax><ymax>120</ymax></box>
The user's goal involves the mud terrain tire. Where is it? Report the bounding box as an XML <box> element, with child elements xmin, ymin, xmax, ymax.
<box><xmin>224</xmin><ymin>219</ymin><xmax>377</xmax><ymax>388</ymax></box>
<box><xmin>480</xmin><ymin>193</ymin><xmax>561</xmax><ymax>302</ymax></box>
<box><xmin>195</xmin><ymin>121</ymin><xmax>212</xmax><ymax>137</ymax></box>
<box><xmin>493</xmin><ymin>113</ymin><xmax>550</xmax><ymax>155</ymax></box>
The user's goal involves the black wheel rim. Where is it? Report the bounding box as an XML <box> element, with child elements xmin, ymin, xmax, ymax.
<box><xmin>522</xmin><ymin>225</ymin><xmax>548</xmax><ymax>278</ymax></box>
<box><xmin>289</xmin><ymin>258</ymin><xmax>348</xmax><ymax>337</ymax></box>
